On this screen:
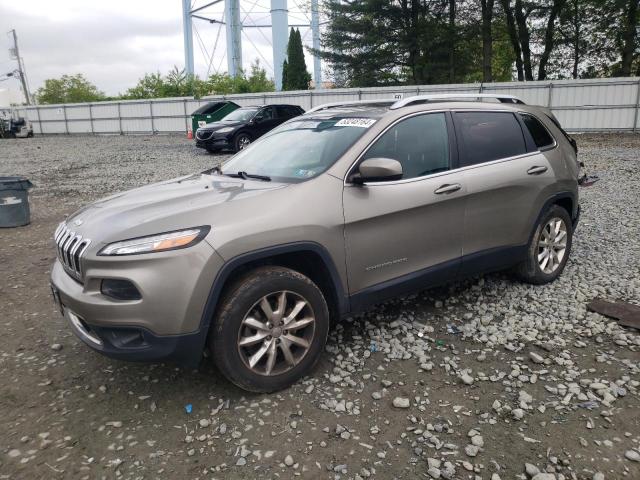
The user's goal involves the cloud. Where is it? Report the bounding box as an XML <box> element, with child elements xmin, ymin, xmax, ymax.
<box><xmin>0</xmin><ymin>0</ymin><xmax>319</xmax><ymax>97</ymax></box>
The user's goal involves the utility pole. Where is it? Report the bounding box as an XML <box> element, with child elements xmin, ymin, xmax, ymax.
<box><xmin>311</xmin><ymin>0</ymin><xmax>321</xmax><ymax>89</ymax></box>
<box><xmin>182</xmin><ymin>0</ymin><xmax>195</xmax><ymax>77</ymax></box>
<box><xmin>8</xmin><ymin>29</ymin><xmax>31</xmax><ymax>105</ymax></box>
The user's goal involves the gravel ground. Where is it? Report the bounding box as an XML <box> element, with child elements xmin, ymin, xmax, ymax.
<box><xmin>1</xmin><ymin>133</ymin><xmax>639</xmax><ymax>480</ymax></box>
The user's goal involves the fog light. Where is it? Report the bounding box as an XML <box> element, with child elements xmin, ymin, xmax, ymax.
<box><xmin>101</xmin><ymin>279</ymin><xmax>141</xmax><ymax>300</ymax></box>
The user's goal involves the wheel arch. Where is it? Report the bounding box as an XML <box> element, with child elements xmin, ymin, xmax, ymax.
<box><xmin>528</xmin><ymin>191</ymin><xmax>576</xmax><ymax>244</ymax></box>
<box><xmin>199</xmin><ymin>242</ymin><xmax>349</xmax><ymax>337</ymax></box>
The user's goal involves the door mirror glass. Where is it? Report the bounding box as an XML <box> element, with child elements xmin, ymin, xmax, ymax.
<box><xmin>353</xmin><ymin>158</ymin><xmax>403</xmax><ymax>184</ymax></box>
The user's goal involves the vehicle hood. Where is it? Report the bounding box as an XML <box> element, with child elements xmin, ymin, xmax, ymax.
<box><xmin>64</xmin><ymin>173</ymin><xmax>288</xmax><ymax>246</ymax></box>
<box><xmin>203</xmin><ymin>120</ymin><xmax>244</xmax><ymax>130</ymax></box>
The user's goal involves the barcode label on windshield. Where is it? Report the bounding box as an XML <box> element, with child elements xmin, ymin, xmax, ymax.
<box><xmin>335</xmin><ymin>118</ymin><xmax>377</xmax><ymax>128</ymax></box>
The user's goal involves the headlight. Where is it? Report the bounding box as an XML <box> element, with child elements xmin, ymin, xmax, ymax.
<box><xmin>215</xmin><ymin>127</ymin><xmax>235</xmax><ymax>134</ymax></box>
<box><xmin>98</xmin><ymin>226</ymin><xmax>210</xmax><ymax>256</ymax></box>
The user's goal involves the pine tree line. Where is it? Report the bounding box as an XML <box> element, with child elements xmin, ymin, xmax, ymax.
<box><xmin>318</xmin><ymin>0</ymin><xmax>640</xmax><ymax>87</ymax></box>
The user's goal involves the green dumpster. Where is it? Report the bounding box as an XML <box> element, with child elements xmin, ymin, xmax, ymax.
<box><xmin>191</xmin><ymin>101</ymin><xmax>240</xmax><ymax>134</ymax></box>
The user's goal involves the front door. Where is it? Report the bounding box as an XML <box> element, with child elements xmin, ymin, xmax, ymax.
<box><xmin>343</xmin><ymin>112</ymin><xmax>466</xmax><ymax>302</ymax></box>
<box><xmin>253</xmin><ymin>106</ymin><xmax>278</xmax><ymax>138</ymax></box>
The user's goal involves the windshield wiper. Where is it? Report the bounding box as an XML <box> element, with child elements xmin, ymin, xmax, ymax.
<box><xmin>227</xmin><ymin>171</ymin><xmax>271</xmax><ymax>182</ymax></box>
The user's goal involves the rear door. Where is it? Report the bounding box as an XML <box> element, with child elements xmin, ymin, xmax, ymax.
<box><xmin>343</xmin><ymin>112</ymin><xmax>466</xmax><ymax>299</ymax></box>
<box><xmin>453</xmin><ymin>110</ymin><xmax>556</xmax><ymax>270</ymax></box>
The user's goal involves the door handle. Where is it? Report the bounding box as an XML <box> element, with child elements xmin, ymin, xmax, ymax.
<box><xmin>527</xmin><ymin>166</ymin><xmax>548</xmax><ymax>175</ymax></box>
<box><xmin>434</xmin><ymin>183</ymin><xmax>461</xmax><ymax>194</ymax></box>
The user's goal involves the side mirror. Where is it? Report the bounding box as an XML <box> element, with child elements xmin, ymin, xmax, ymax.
<box><xmin>351</xmin><ymin>158</ymin><xmax>403</xmax><ymax>184</ymax></box>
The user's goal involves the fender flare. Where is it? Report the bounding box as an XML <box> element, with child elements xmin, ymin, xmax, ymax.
<box><xmin>528</xmin><ymin>191</ymin><xmax>577</xmax><ymax>244</ymax></box>
<box><xmin>198</xmin><ymin>242</ymin><xmax>349</xmax><ymax>335</ymax></box>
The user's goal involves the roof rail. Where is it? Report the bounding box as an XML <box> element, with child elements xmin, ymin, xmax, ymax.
<box><xmin>390</xmin><ymin>93</ymin><xmax>525</xmax><ymax>109</ymax></box>
<box><xmin>306</xmin><ymin>99</ymin><xmax>396</xmax><ymax>113</ymax></box>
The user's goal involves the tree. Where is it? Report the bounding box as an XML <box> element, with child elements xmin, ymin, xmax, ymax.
<box><xmin>36</xmin><ymin>74</ymin><xmax>105</xmax><ymax>104</ymax></box>
<box><xmin>320</xmin><ymin>1</ymin><xmax>455</xmax><ymax>86</ymax></box>
<box><xmin>120</xmin><ymin>61</ymin><xmax>274</xmax><ymax>99</ymax></box>
<box><xmin>619</xmin><ymin>0</ymin><xmax>639</xmax><ymax>76</ymax></box>
<box><xmin>284</xmin><ymin>28</ymin><xmax>311</xmax><ymax>90</ymax></box>
<box><xmin>498</xmin><ymin>0</ymin><xmax>567</xmax><ymax>80</ymax></box>
<box><xmin>480</xmin><ymin>0</ymin><xmax>496</xmax><ymax>82</ymax></box>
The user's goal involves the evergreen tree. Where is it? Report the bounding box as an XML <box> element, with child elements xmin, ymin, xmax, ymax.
<box><xmin>284</xmin><ymin>28</ymin><xmax>311</xmax><ymax>90</ymax></box>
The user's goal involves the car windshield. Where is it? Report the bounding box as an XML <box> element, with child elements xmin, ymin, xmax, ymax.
<box><xmin>220</xmin><ymin>117</ymin><xmax>375</xmax><ymax>182</ymax></box>
<box><xmin>223</xmin><ymin>108</ymin><xmax>258</xmax><ymax>122</ymax></box>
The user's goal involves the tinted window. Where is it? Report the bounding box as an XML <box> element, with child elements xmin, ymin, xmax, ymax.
<box><xmin>455</xmin><ymin>112</ymin><xmax>526</xmax><ymax>166</ymax></box>
<box><xmin>363</xmin><ymin>113</ymin><xmax>449</xmax><ymax>180</ymax></box>
<box><xmin>521</xmin><ymin>113</ymin><xmax>554</xmax><ymax>149</ymax></box>
<box><xmin>276</xmin><ymin>106</ymin><xmax>299</xmax><ymax>118</ymax></box>
<box><xmin>259</xmin><ymin>106</ymin><xmax>275</xmax><ymax>120</ymax></box>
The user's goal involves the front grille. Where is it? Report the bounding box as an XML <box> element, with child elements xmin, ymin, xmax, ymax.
<box><xmin>54</xmin><ymin>222</ymin><xmax>91</xmax><ymax>282</ymax></box>
<box><xmin>196</xmin><ymin>129</ymin><xmax>213</xmax><ymax>140</ymax></box>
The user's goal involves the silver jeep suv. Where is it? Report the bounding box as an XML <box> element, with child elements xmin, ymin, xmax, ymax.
<box><xmin>51</xmin><ymin>94</ymin><xmax>581</xmax><ymax>392</ymax></box>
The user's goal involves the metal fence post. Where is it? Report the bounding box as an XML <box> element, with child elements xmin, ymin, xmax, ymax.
<box><xmin>35</xmin><ymin>105</ymin><xmax>42</xmax><ymax>135</ymax></box>
<box><xmin>547</xmin><ymin>82</ymin><xmax>554</xmax><ymax>107</ymax></box>
<box><xmin>183</xmin><ymin>99</ymin><xmax>188</xmax><ymax>133</ymax></box>
<box><xmin>62</xmin><ymin>105</ymin><xmax>69</xmax><ymax>134</ymax></box>
<box><xmin>149</xmin><ymin>101</ymin><xmax>155</xmax><ymax>134</ymax></box>
<box><xmin>633</xmin><ymin>78</ymin><xmax>640</xmax><ymax>133</ymax></box>
<box><xmin>117</xmin><ymin>102</ymin><xmax>123</xmax><ymax>135</ymax></box>
<box><xmin>89</xmin><ymin>103</ymin><xmax>94</xmax><ymax>135</ymax></box>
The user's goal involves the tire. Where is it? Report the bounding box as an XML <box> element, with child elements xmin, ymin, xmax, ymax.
<box><xmin>233</xmin><ymin>132</ymin><xmax>252</xmax><ymax>152</ymax></box>
<box><xmin>210</xmin><ymin>266</ymin><xmax>330</xmax><ymax>392</ymax></box>
<box><xmin>515</xmin><ymin>204</ymin><xmax>573</xmax><ymax>285</ymax></box>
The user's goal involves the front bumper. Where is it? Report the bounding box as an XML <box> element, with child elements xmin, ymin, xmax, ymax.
<box><xmin>50</xmin><ymin>241</ymin><xmax>225</xmax><ymax>367</ymax></box>
<box><xmin>55</xmin><ymin>296</ymin><xmax>205</xmax><ymax>366</ymax></box>
<box><xmin>195</xmin><ymin>135</ymin><xmax>232</xmax><ymax>150</ymax></box>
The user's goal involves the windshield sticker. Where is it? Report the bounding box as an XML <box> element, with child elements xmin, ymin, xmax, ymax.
<box><xmin>335</xmin><ymin>118</ymin><xmax>377</xmax><ymax>128</ymax></box>
<box><xmin>295</xmin><ymin>169</ymin><xmax>318</xmax><ymax>178</ymax></box>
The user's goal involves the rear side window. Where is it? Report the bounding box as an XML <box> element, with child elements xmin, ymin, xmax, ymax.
<box><xmin>363</xmin><ymin>113</ymin><xmax>449</xmax><ymax>180</ymax></box>
<box><xmin>276</xmin><ymin>106</ymin><xmax>302</xmax><ymax>118</ymax></box>
<box><xmin>520</xmin><ymin>113</ymin><xmax>555</xmax><ymax>149</ymax></box>
<box><xmin>455</xmin><ymin>112</ymin><xmax>526</xmax><ymax>166</ymax></box>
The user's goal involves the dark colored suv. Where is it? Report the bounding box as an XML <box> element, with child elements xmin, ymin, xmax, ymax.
<box><xmin>195</xmin><ymin>104</ymin><xmax>304</xmax><ymax>153</ymax></box>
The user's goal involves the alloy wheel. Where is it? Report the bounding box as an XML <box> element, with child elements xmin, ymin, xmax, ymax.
<box><xmin>537</xmin><ymin>217</ymin><xmax>568</xmax><ymax>274</ymax></box>
<box><xmin>237</xmin><ymin>291</ymin><xmax>316</xmax><ymax>376</ymax></box>
<box><xmin>238</xmin><ymin>136</ymin><xmax>251</xmax><ymax>150</ymax></box>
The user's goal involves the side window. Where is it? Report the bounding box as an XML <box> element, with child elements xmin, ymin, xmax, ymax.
<box><xmin>288</xmin><ymin>106</ymin><xmax>303</xmax><ymax>117</ymax></box>
<box><xmin>276</xmin><ymin>106</ymin><xmax>289</xmax><ymax>118</ymax></box>
<box><xmin>455</xmin><ymin>112</ymin><xmax>527</xmax><ymax>166</ymax></box>
<box><xmin>362</xmin><ymin>113</ymin><xmax>449</xmax><ymax>180</ymax></box>
<box><xmin>520</xmin><ymin>113</ymin><xmax>555</xmax><ymax>150</ymax></box>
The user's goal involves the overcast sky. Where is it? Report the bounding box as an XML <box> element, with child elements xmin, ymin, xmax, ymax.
<box><xmin>0</xmin><ymin>0</ymin><xmax>318</xmax><ymax>99</ymax></box>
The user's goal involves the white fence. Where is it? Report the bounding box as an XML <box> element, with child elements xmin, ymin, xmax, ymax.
<box><xmin>15</xmin><ymin>77</ymin><xmax>640</xmax><ymax>134</ymax></box>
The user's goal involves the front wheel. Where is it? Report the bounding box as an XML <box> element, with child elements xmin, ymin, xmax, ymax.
<box><xmin>515</xmin><ymin>204</ymin><xmax>573</xmax><ymax>285</ymax></box>
<box><xmin>233</xmin><ymin>132</ymin><xmax>251</xmax><ymax>152</ymax></box>
<box><xmin>210</xmin><ymin>266</ymin><xmax>329</xmax><ymax>392</ymax></box>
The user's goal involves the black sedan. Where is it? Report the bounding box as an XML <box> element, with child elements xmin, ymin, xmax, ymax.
<box><xmin>195</xmin><ymin>104</ymin><xmax>305</xmax><ymax>153</ymax></box>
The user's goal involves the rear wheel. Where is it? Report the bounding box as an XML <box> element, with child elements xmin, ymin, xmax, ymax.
<box><xmin>234</xmin><ymin>132</ymin><xmax>251</xmax><ymax>152</ymax></box>
<box><xmin>515</xmin><ymin>204</ymin><xmax>572</xmax><ymax>284</ymax></box>
<box><xmin>210</xmin><ymin>266</ymin><xmax>329</xmax><ymax>392</ymax></box>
